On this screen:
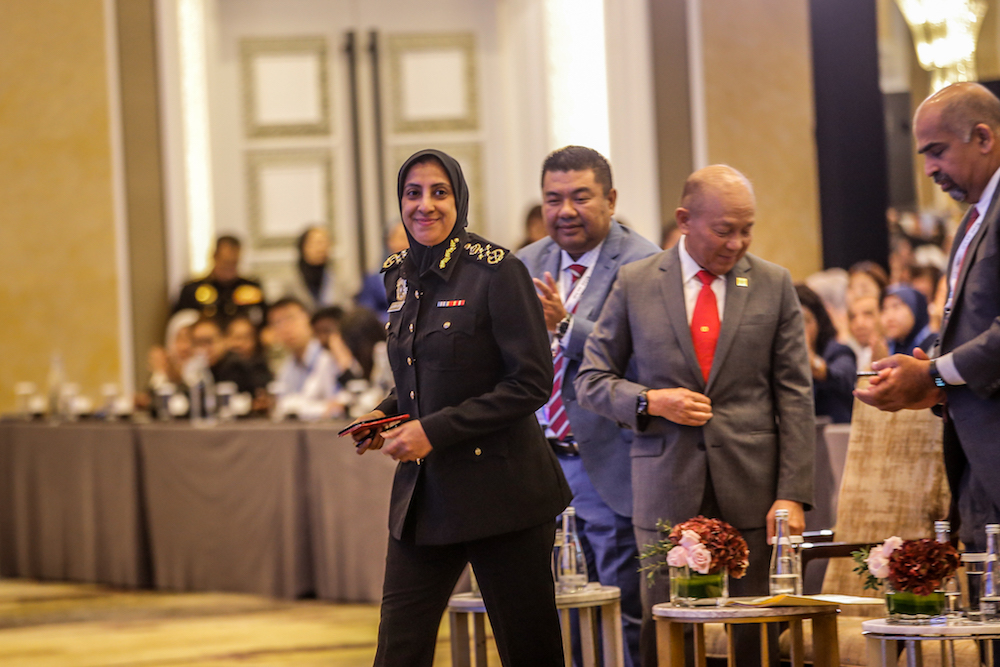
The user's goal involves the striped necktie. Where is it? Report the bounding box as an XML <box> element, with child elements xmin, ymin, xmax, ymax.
<box><xmin>545</xmin><ymin>264</ymin><xmax>586</xmax><ymax>440</ymax></box>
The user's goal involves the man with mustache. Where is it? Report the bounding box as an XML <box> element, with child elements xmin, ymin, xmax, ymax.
<box><xmin>857</xmin><ymin>84</ymin><xmax>1000</xmax><ymax>647</ymax></box>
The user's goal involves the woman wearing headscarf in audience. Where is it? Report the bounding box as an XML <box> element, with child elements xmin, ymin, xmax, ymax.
<box><xmin>344</xmin><ymin>149</ymin><xmax>571</xmax><ymax>667</ymax></box>
<box><xmin>882</xmin><ymin>283</ymin><xmax>935</xmax><ymax>356</ymax></box>
<box><xmin>288</xmin><ymin>225</ymin><xmax>336</xmax><ymax>310</ymax></box>
<box><xmin>796</xmin><ymin>284</ymin><xmax>857</xmax><ymax>424</ymax></box>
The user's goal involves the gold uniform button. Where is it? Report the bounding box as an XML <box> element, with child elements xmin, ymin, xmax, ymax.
<box><xmin>415</xmin><ymin>291</ymin><xmax>420</xmax><ymax>299</ymax></box>
<box><xmin>443</xmin><ymin>321</ymin><xmax>451</xmax><ymax>329</ymax></box>
<box><xmin>409</xmin><ymin>323</ymin><xmax>414</xmax><ymax>333</ymax></box>
<box><xmin>407</xmin><ymin>357</ymin><xmax>412</xmax><ymax>365</ymax></box>
<box><xmin>384</xmin><ymin>322</ymin><xmax>390</xmax><ymax>331</ymax></box>
<box><xmin>409</xmin><ymin>391</ymin><xmax>415</xmax><ymax>399</ymax></box>
<box><xmin>474</xmin><ymin>447</ymin><xmax>482</xmax><ymax>456</ymax></box>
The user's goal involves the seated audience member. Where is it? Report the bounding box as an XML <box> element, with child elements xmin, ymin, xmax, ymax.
<box><xmin>287</xmin><ymin>225</ymin><xmax>336</xmax><ymax>310</ymax></box>
<box><xmin>910</xmin><ymin>264</ymin><xmax>942</xmax><ymax>306</ymax></box>
<box><xmin>311</xmin><ymin>306</ymin><xmax>363</xmax><ymax>384</ymax></box>
<box><xmin>148</xmin><ymin>309</ymin><xmax>199</xmax><ymax>393</ymax></box>
<box><xmin>268</xmin><ymin>297</ymin><xmax>346</xmax><ymax>419</ymax></box>
<box><xmin>355</xmin><ymin>222</ymin><xmax>408</xmax><ymax>321</ymax></box>
<box><xmin>797</xmin><ymin>284</ymin><xmax>857</xmax><ymax>424</ymax></box>
<box><xmin>339</xmin><ymin>306</ymin><xmax>387</xmax><ymax>381</ymax></box>
<box><xmin>516</xmin><ymin>203</ymin><xmax>547</xmax><ymax>249</ymax></box>
<box><xmin>847</xmin><ymin>294</ymin><xmax>888</xmax><ymax>371</ymax></box>
<box><xmin>189</xmin><ymin>317</ymin><xmax>260</xmax><ymax>395</ymax></box>
<box><xmin>806</xmin><ymin>268</ymin><xmax>851</xmax><ymax>343</ymax></box>
<box><xmin>660</xmin><ymin>218</ymin><xmax>682</xmax><ymax>250</ymax></box>
<box><xmin>847</xmin><ymin>260</ymin><xmax>889</xmax><ymax>304</ymax></box>
<box><xmin>174</xmin><ymin>235</ymin><xmax>266</xmax><ymax>327</ymax></box>
<box><xmin>224</xmin><ymin>315</ymin><xmax>273</xmax><ymax>390</ymax></box>
<box><xmin>882</xmin><ymin>284</ymin><xmax>935</xmax><ymax>356</ymax></box>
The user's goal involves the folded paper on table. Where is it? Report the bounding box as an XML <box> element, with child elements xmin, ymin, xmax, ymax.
<box><xmin>729</xmin><ymin>594</ymin><xmax>884</xmax><ymax>607</ymax></box>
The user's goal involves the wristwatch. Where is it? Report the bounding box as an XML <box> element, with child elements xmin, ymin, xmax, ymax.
<box><xmin>928</xmin><ymin>359</ymin><xmax>947</xmax><ymax>388</ymax></box>
<box><xmin>555</xmin><ymin>314</ymin><xmax>572</xmax><ymax>339</ymax></box>
<box><xmin>636</xmin><ymin>389</ymin><xmax>650</xmax><ymax>416</ymax></box>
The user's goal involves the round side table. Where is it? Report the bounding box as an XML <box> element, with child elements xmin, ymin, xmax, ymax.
<box><xmin>447</xmin><ymin>584</ymin><xmax>623</xmax><ymax>667</ymax></box>
<box><xmin>652</xmin><ymin>602</ymin><xmax>841</xmax><ymax>667</ymax></box>
<box><xmin>863</xmin><ymin>618</ymin><xmax>1000</xmax><ymax>667</ymax></box>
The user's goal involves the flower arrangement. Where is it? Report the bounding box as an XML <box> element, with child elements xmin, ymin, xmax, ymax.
<box><xmin>852</xmin><ymin>536</ymin><xmax>960</xmax><ymax>596</ymax></box>
<box><xmin>639</xmin><ymin>515</ymin><xmax>749</xmax><ymax>582</ymax></box>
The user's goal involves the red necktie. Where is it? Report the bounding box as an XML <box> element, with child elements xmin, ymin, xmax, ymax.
<box><xmin>546</xmin><ymin>264</ymin><xmax>586</xmax><ymax>440</ymax></box>
<box><xmin>691</xmin><ymin>270</ymin><xmax>720</xmax><ymax>382</ymax></box>
<box><xmin>956</xmin><ymin>206</ymin><xmax>980</xmax><ymax>277</ymax></box>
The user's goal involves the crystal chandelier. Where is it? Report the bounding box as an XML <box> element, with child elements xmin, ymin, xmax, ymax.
<box><xmin>894</xmin><ymin>0</ymin><xmax>988</xmax><ymax>91</ymax></box>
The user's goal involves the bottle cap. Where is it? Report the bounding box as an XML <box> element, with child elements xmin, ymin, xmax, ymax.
<box><xmin>987</xmin><ymin>524</ymin><xmax>1000</xmax><ymax>535</ymax></box>
<box><xmin>790</xmin><ymin>535</ymin><xmax>804</xmax><ymax>545</ymax></box>
<box><xmin>935</xmin><ymin>520</ymin><xmax>951</xmax><ymax>532</ymax></box>
<box><xmin>775</xmin><ymin>509</ymin><xmax>789</xmax><ymax>519</ymax></box>
<box><xmin>564</xmin><ymin>506</ymin><xmax>576</xmax><ymax>517</ymax></box>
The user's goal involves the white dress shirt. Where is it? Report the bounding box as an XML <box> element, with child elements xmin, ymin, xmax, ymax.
<box><xmin>678</xmin><ymin>235</ymin><xmax>726</xmax><ymax>323</ymax></box>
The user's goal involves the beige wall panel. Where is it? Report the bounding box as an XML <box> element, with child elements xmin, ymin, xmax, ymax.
<box><xmin>0</xmin><ymin>1</ymin><xmax>121</xmax><ymax>411</ymax></box>
<box><xmin>700</xmin><ymin>0</ymin><xmax>822</xmax><ymax>281</ymax></box>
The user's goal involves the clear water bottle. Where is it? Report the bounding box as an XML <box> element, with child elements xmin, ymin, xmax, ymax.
<box><xmin>185</xmin><ymin>353</ymin><xmax>216</xmax><ymax>425</ymax></box>
<box><xmin>769</xmin><ymin>509</ymin><xmax>801</xmax><ymax>596</ymax></box>
<box><xmin>557</xmin><ymin>507</ymin><xmax>588</xmax><ymax>593</ymax></box>
<box><xmin>47</xmin><ymin>350</ymin><xmax>65</xmax><ymax>422</ymax></box>
<box><xmin>935</xmin><ymin>520</ymin><xmax>961</xmax><ymax>621</ymax></box>
<box><xmin>982</xmin><ymin>524</ymin><xmax>1000</xmax><ymax>620</ymax></box>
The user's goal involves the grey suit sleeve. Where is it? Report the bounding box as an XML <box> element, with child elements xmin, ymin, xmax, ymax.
<box><xmin>575</xmin><ymin>273</ymin><xmax>646</xmax><ymax>429</ymax></box>
<box><xmin>952</xmin><ymin>317</ymin><xmax>1000</xmax><ymax>398</ymax></box>
<box><xmin>771</xmin><ymin>272</ymin><xmax>817</xmax><ymax>508</ymax></box>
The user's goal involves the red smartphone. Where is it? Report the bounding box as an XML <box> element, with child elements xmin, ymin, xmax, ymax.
<box><xmin>337</xmin><ymin>413</ymin><xmax>411</xmax><ymax>437</ymax></box>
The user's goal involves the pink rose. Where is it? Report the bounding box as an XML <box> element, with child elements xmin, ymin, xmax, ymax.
<box><xmin>667</xmin><ymin>546</ymin><xmax>688</xmax><ymax>568</ymax></box>
<box><xmin>867</xmin><ymin>553</ymin><xmax>890</xmax><ymax>579</ymax></box>
<box><xmin>679</xmin><ymin>529</ymin><xmax>702</xmax><ymax>549</ymax></box>
<box><xmin>879</xmin><ymin>536</ymin><xmax>903</xmax><ymax>558</ymax></box>
<box><xmin>686</xmin><ymin>543</ymin><xmax>713</xmax><ymax>574</ymax></box>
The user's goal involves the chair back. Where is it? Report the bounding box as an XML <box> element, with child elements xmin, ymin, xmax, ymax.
<box><xmin>821</xmin><ymin>397</ymin><xmax>950</xmax><ymax>611</ymax></box>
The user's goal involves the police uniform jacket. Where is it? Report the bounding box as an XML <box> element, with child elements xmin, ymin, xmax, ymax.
<box><xmin>376</xmin><ymin>226</ymin><xmax>571</xmax><ymax>545</ymax></box>
<box><xmin>174</xmin><ymin>276</ymin><xmax>267</xmax><ymax>326</ymax></box>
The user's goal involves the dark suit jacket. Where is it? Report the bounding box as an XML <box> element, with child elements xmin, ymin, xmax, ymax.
<box><xmin>936</xmin><ymin>190</ymin><xmax>1000</xmax><ymax>514</ymax></box>
<box><xmin>575</xmin><ymin>247</ymin><xmax>815</xmax><ymax>532</ymax></box>
<box><xmin>517</xmin><ymin>221</ymin><xmax>660</xmax><ymax>517</ymax></box>
<box><xmin>376</xmin><ymin>229</ymin><xmax>571</xmax><ymax>545</ymax></box>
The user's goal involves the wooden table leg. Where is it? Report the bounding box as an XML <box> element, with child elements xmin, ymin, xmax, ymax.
<box><xmin>655</xmin><ymin>619</ymin><xmax>686</xmax><ymax>667</ymax></box>
<box><xmin>580</xmin><ymin>606</ymin><xmax>597</xmax><ymax>667</ymax></box>
<box><xmin>449</xmin><ymin>610</ymin><xmax>471</xmax><ymax>667</ymax></box>
<box><xmin>811</xmin><ymin>613</ymin><xmax>840</xmax><ymax>667</ymax></box>
<box><xmin>726</xmin><ymin>624</ymin><xmax>737</xmax><ymax>666</ymax></box>
<box><xmin>693</xmin><ymin>623</ymin><xmax>707</xmax><ymax>667</ymax></box>
<box><xmin>601</xmin><ymin>601</ymin><xmax>624</xmax><ymax>667</ymax></box>
<box><xmin>759</xmin><ymin>623</ymin><xmax>770</xmax><ymax>667</ymax></box>
<box><xmin>559</xmin><ymin>608</ymin><xmax>572</xmax><ymax>667</ymax></box>
<box><xmin>788</xmin><ymin>618</ymin><xmax>805</xmax><ymax>667</ymax></box>
<box><xmin>471</xmin><ymin>611</ymin><xmax>488</xmax><ymax>667</ymax></box>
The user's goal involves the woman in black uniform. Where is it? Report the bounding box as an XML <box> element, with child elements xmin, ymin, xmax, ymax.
<box><xmin>347</xmin><ymin>149</ymin><xmax>571</xmax><ymax>666</ymax></box>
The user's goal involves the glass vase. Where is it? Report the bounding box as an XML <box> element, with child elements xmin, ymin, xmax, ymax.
<box><xmin>885</xmin><ymin>583</ymin><xmax>946</xmax><ymax>624</ymax></box>
<box><xmin>669</xmin><ymin>565</ymin><xmax>729</xmax><ymax>607</ymax></box>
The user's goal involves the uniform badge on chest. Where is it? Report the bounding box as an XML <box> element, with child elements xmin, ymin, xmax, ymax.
<box><xmin>388</xmin><ymin>278</ymin><xmax>408</xmax><ymax>313</ymax></box>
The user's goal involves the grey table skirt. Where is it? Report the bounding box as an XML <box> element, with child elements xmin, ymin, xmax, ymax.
<box><xmin>0</xmin><ymin>420</ymin><xmax>395</xmax><ymax>603</ymax></box>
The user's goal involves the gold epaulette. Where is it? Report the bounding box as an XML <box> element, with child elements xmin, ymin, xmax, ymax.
<box><xmin>381</xmin><ymin>249</ymin><xmax>408</xmax><ymax>272</ymax></box>
<box><xmin>463</xmin><ymin>238</ymin><xmax>506</xmax><ymax>267</ymax></box>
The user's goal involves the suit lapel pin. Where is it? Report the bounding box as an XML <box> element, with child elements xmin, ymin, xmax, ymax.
<box><xmin>736</xmin><ymin>277</ymin><xmax>749</xmax><ymax>288</ymax></box>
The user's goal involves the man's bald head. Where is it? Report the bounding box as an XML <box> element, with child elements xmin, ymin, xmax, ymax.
<box><xmin>917</xmin><ymin>82</ymin><xmax>1000</xmax><ymax>140</ymax></box>
<box><xmin>914</xmin><ymin>83</ymin><xmax>1000</xmax><ymax>203</ymax></box>
<box><xmin>680</xmin><ymin>165</ymin><xmax>756</xmax><ymax>217</ymax></box>
<box><xmin>675</xmin><ymin>165</ymin><xmax>755</xmax><ymax>276</ymax></box>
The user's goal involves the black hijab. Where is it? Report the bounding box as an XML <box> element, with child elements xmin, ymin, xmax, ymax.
<box><xmin>296</xmin><ymin>226</ymin><xmax>327</xmax><ymax>300</ymax></box>
<box><xmin>396</xmin><ymin>149</ymin><xmax>469</xmax><ymax>275</ymax></box>
<box><xmin>884</xmin><ymin>283</ymin><xmax>932</xmax><ymax>355</ymax></box>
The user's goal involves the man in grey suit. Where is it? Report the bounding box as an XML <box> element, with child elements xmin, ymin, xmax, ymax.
<box><xmin>857</xmin><ymin>83</ymin><xmax>1000</xmax><ymax>590</ymax></box>
<box><xmin>576</xmin><ymin>165</ymin><xmax>815</xmax><ymax>666</ymax></box>
<box><xmin>518</xmin><ymin>146</ymin><xmax>659</xmax><ymax>667</ymax></box>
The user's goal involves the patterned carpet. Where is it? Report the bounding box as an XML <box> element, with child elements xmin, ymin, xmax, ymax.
<box><xmin>0</xmin><ymin>580</ymin><xmax>494</xmax><ymax>666</ymax></box>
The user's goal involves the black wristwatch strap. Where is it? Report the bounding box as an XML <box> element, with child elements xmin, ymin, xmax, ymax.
<box><xmin>636</xmin><ymin>389</ymin><xmax>650</xmax><ymax>416</ymax></box>
<box><xmin>929</xmin><ymin>359</ymin><xmax>947</xmax><ymax>388</ymax></box>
